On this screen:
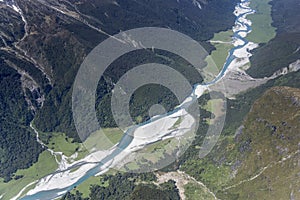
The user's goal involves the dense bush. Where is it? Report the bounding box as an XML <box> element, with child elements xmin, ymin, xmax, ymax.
<box><xmin>61</xmin><ymin>173</ymin><xmax>179</xmax><ymax>200</ymax></box>
<box><xmin>32</xmin><ymin>0</ymin><xmax>239</xmax><ymax>140</ymax></box>
<box><xmin>0</xmin><ymin>60</ymin><xmax>43</xmax><ymax>181</ymax></box>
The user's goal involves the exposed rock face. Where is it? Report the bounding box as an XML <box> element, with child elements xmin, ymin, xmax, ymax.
<box><xmin>270</xmin><ymin>59</ymin><xmax>300</xmax><ymax>78</ymax></box>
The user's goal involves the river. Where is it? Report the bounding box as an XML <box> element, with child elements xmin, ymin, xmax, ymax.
<box><xmin>20</xmin><ymin>0</ymin><xmax>254</xmax><ymax>199</ymax></box>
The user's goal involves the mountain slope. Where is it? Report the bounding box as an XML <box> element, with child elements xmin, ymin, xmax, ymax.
<box><xmin>0</xmin><ymin>62</ymin><xmax>42</xmax><ymax>182</ymax></box>
<box><xmin>222</xmin><ymin>86</ymin><xmax>300</xmax><ymax>199</ymax></box>
<box><xmin>0</xmin><ymin>0</ymin><xmax>239</xmax><ymax>181</ymax></box>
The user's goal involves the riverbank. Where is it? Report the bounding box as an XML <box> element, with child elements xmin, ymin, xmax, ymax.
<box><xmin>18</xmin><ymin>0</ymin><xmax>257</xmax><ymax>199</ymax></box>
<box><xmin>0</xmin><ymin>151</ymin><xmax>57</xmax><ymax>200</ymax></box>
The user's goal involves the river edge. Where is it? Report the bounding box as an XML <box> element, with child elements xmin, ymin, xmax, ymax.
<box><xmin>17</xmin><ymin>0</ymin><xmax>257</xmax><ymax>199</ymax></box>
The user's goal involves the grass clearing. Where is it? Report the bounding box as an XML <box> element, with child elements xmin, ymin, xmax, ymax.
<box><xmin>138</xmin><ymin>139</ymin><xmax>173</xmax><ymax>163</ymax></box>
<box><xmin>0</xmin><ymin>128</ymin><xmax>123</xmax><ymax>200</ymax></box>
<box><xmin>209</xmin><ymin>42</ymin><xmax>233</xmax><ymax>70</ymax></box>
<box><xmin>204</xmin><ymin>30</ymin><xmax>233</xmax><ymax>81</ymax></box>
<box><xmin>70</xmin><ymin>176</ymin><xmax>109</xmax><ymax>197</ymax></box>
<box><xmin>0</xmin><ymin>151</ymin><xmax>57</xmax><ymax>200</ymax></box>
<box><xmin>47</xmin><ymin>132</ymin><xmax>86</xmax><ymax>157</ymax></box>
<box><xmin>202</xmin><ymin>99</ymin><xmax>225</xmax><ymax>125</ymax></box>
<box><xmin>246</xmin><ymin>0</ymin><xmax>276</xmax><ymax>44</ymax></box>
<box><xmin>84</xmin><ymin>128</ymin><xmax>123</xmax><ymax>151</ymax></box>
<box><xmin>169</xmin><ymin>117</ymin><xmax>183</xmax><ymax>130</ymax></box>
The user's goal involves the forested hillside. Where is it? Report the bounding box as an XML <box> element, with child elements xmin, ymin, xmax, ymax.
<box><xmin>1</xmin><ymin>0</ymin><xmax>300</xmax><ymax>199</ymax></box>
<box><xmin>0</xmin><ymin>0</ymin><xmax>239</xmax><ymax>181</ymax></box>
<box><xmin>247</xmin><ymin>0</ymin><xmax>300</xmax><ymax>77</ymax></box>
<box><xmin>31</xmin><ymin>0</ymin><xmax>239</xmax><ymax>138</ymax></box>
<box><xmin>0</xmin><ymin>61</ymin><xmax>42</xmax><ymax>182</ymax></box>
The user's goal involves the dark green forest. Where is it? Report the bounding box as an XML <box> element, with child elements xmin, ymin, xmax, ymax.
<box><xmin>0</xmin><ymin>60</ymin><xmax>42</xmax><ymax>182</ymax></box>
<box><xmin>33</xmin><ymin>0</ymin><xmax>240</xmax><ymax>140</ymax></box>
<box><xmin>62</xmin><ymin>173</ymin><xmax>180</xmax><ymax>200</ymax></box>
<box><xmin>1</xmin><ymin>0</ymin><xmax>300</xmax><ymax>199</ymax></box>
<box><xmin>62</xmin><ymin>0</ymin><xmax>300</xmax><ymax>198</ymax></box>
<box><xmin>0</xmin><ymin>0</ymin><xmax>240</xmax><ymax>182</ymax></box>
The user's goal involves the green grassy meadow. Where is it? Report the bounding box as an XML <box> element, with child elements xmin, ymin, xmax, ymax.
<box><xmin>246</xmin><ymin>0</ymin><xmax>276</xmax><ymax>44</ymax></box>
<box><xmin>0</xmin><ymin>151</ymin><xmax>57</xmax><ymax>200</ymax></box>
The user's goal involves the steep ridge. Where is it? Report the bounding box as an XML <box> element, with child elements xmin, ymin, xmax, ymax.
<box><xmin>221</xmin><ymin>86</ymin><xmax>300</xmax><ymax>199</ymax></box>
